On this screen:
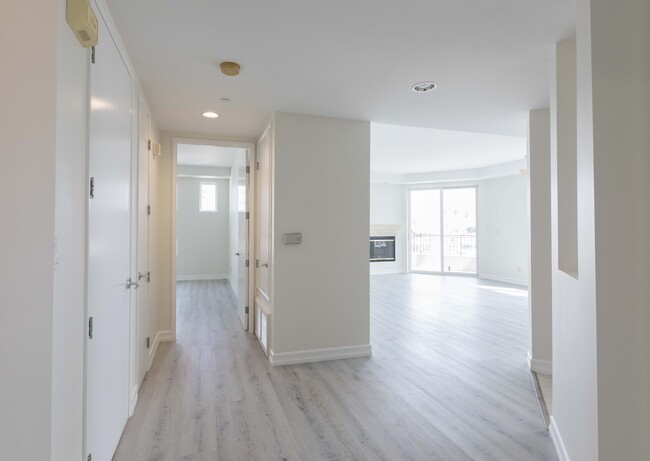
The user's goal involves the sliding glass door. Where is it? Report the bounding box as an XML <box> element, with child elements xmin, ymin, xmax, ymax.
<box><xmin>409</xmin><ymin>187</ymin><xmax>477</xmax><ymax>275</ymax></box>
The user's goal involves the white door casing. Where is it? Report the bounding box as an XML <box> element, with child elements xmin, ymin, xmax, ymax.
<box><xmin>85</xmin><ymin>11</ymin><xmax>133</xmax><ymax>461</ymax></box>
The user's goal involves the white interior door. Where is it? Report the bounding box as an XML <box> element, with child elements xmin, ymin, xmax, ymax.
<box><xmin>255</xmin><ymin>127</ymin><xmax>272</xmax><ymax>305</ymax></box>
<box><xmin>236</xmin><ymin>149</ymin><xmax>249</xmax><ymax>329</ymax></box>
<box><xmin>136</xmin><ymin>99</ymin><xmax>150</xmax><ymax>385</ymax></box>
<box><xmin>86</xmin><ymin>12</ymin><xmax>133</xmax><ymax>461</ymax></box>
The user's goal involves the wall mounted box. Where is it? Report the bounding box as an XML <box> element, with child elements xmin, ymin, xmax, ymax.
<box><xmin>283</xmin><ymin>233</ymin><xmax>302</xmax><ymax>244</ymax></box>
<box><xmin>66</xmin><ymin>0</ymin><xmax>98</xmax><ymax>48</ymax></box>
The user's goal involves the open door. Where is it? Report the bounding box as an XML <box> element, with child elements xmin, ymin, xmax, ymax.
<box><xmin>236</xmin><ymin>149</ymin><xmax>250</xmax><ymax>329</ymax></box>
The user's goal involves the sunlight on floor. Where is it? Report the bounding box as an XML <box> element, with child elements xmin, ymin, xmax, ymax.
<box><xmin>477</xmin><ymin>284</ymin><xmax>528</xmax><ymax>297</ymax></box>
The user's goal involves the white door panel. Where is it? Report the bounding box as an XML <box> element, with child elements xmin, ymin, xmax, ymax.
<box><xmin>256</xmin><ymin>128</ymin><xmax>272</xmax><ymax>304</ymax></box>
<box><xmin>86</xmin><ymin>12</ymin><xmax>133</xmax><ymax>461</ymax></box>
<box><xmin>236</xmin><ymin>149</ymin><xmax>249</xmax><ymax>329</ymax></box>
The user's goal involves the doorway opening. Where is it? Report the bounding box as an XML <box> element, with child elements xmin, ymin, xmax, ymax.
<box><xmin>409</xmin><ymin>186</ymin><xmax>478</xmax><ymax>275</ymax></box>
<box><xmin>171</xmin><ymin>138</ymin><xmax>255</xmax><ymax>339</ymax></box>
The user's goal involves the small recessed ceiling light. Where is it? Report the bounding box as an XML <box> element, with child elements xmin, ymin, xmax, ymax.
<box><xmin>220</xmin><ymin>97</ymin><xmax>231</xmax><ymax>103</ymax></box>
<box><xmin>412</xmin><ymin>82</ymin><xmax>437</xmax><ymax>93</ymax></box>
<box><xmin>202</xmin><ymin>111</ymin><xmax>219</xmax><ymax>119</ymax></box>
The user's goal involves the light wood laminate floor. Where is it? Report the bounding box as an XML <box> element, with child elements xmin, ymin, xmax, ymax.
<box><xmin>113</xmin><ymin>275</ymin><xmax>556</xmax><ymax>460</ymax></box>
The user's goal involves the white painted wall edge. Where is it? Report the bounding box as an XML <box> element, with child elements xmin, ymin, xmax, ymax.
<box><xmin>269</xmin><ymin>344</ymin><xmax>372</xmax><ymax>366</ymax></box>
<box><xmin>527</xmin><ymin>351</ymin><xmax>553</xmax><ymax>375</ymax></box>
<box><xmin>176</xmin><ymin>274</ymin><xmax>229</xmax><ymax>281</ymax></box>
<box><xmin>228</xmin><ymin>277</ymin><xmax>238</xmax><ymax>297</ymax></box>
<box><xmin>129</xmin><ymin>387</ymin><xmax>139</xmax><ymax>417</ymax></box>
<box><xmin>549</xmin><ymin>416</ymin><xmax>570</xmax><ymax>461</ymax></box>
<box><xmin>479</xmin><ymin>274</ymin><xmax>528</xmax><ymax>287</ymax></box>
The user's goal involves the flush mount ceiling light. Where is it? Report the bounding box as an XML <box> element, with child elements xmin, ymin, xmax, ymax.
<box><xmin>220</xmin><ymin>97</ymin><xmax>231</xmax><ymax>103</ymax></box>
<box><xmin>202</xmin><ymin>111</ymin><xmax>219</xmax><ymax>119</ymax></box>
<box><xmin>220</xmin><ymin>61</ymin><xmax>241</xmax><ymax>76</ymax></box>
<box><xmin>412</xmin><ymin>81</ymin><xmax>437</xmax><ymax>93</ymax></box>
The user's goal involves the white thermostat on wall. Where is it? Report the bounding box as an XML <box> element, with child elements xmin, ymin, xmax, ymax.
<box><xmin>283</xmin><ymin>233</ymin><xmax>302</xmax><ymax>244</ymax></box>
<box><xmin>67</xmin><ymin>0</ymin><xmax>99</xmax><ymax>48</ymax></box>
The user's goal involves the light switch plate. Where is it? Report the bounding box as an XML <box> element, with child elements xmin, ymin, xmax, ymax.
<box><xmin>283</xmin><ymin>233</ymin><xmax>302</xmax><ymax>244</ymax></box>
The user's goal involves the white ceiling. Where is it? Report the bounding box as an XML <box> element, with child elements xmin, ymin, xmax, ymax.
<box><xmin>177</xmin><ymin>144</ymin><xmax>244</xmax><ymax>168</ymax></box>
<box><xmin>371</xmin><ymin>123</ymin><xmax>526</xmax><ymax>174</ymax></box>
<box><xmin>104</xmin><ymin>0</ymin><xmax>574</xmax><ymax>140</ymax></box>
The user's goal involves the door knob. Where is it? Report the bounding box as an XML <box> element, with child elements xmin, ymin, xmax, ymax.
<box><xmin>126</xmin><ymin>278</ymin><xmax>139</xmax><ymax>289</ymax></box>
<box><xmin>235</xmin><ymin>252</ymin><xmax>240</xmax><ymax>256</ymax></box>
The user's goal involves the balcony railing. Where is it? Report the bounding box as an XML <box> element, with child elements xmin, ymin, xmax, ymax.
<box><xmin>411</xmin><ymin>232</ymin><xmax>477</xmax><ymax>256</ymax></box>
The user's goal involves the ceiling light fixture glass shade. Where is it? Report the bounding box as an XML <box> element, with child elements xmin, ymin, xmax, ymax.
<box><xmin>202</xmin><ymin>111</ymin><xmax>219</xmax><ymax>119</ymax></box>
<box><xmin>412</xmin><ymin>82</ymin><xmax>437</xmax><ymax>93</ymax></box>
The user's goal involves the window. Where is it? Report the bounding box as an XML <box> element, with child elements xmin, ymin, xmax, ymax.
<box><xmin>200</xmin><ymin>183</ymin><xmax>217</xmax><ymax>212</ymax></box>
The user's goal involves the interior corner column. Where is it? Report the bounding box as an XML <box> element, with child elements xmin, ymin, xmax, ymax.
<box><xmin>527</xmin><ymin>109</ymin><xmax>552</xmax><ymax>374</ymax></box>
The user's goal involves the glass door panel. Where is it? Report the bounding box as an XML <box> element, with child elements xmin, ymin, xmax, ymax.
<box><xmin>410</xmin><ymin>189</ymin><xmax>441</xmax><ymax>272</ymax></box>
<box><xmin>442</xmin><ymin>188</ymin><xmax>477</xmax><ymax>273</ymax></box>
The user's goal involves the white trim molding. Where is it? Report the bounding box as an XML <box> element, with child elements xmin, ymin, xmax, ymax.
<box><xmin>129</xmin><ymin>386</ymin><xmax>139</xmax><ymax>416</ymax></box>
<box><xmin>176</xmin><ymin>274</ymin><xmax>229</xmax><ymax>282</ymax></box>
<box><xmin>549</xmin><ymin>416</ymin><xmax>570</xmax><ymax>461</ymax></box>
<box><xmin>527</xmin><ymin>351</ymin><xmax>553</xmax><ymax>375</ymax></box>
<box><xmin>269</xmin><ymin>344</ymin><xmax>372</xmax><ymax>366</ymax></box>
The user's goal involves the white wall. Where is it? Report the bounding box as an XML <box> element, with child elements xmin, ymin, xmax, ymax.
<box><xmin>587</xmin><ymin>0</ymin><xmax>649</xmax><ymax>458</ymax></box>
<box><xmin>271</xmin><ymin>112</ymin><xmax>371</xmax><ymax>356</ymax></box>
<box><xmin>177</xmin><ymin>169</ymin><xmax>230</xmax><ymax>279</ymax></box>
<box><xmin>478</xmin><ymin>174</ymin><xmax>529</xmax><ymax>286</ymax></box>
<box><xmin>51</xmin><ymin>0</ymin><xmax>89</xmax><ymax>459</ymax></box>
<box><xmin>370</xmin><ymin>184</ymin><xmax>407</xmax><ymax>274</ymax></box>
<box><xmin>0</xmin><ymin>2</ymin><xmax>57</xmax><ymax>459</ymax></box>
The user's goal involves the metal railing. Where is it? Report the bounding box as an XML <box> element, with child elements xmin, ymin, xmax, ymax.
<box><xmin>411</xmin><ymin>233</ymin><xmax>477</xmax><ymax>256</ymax></box>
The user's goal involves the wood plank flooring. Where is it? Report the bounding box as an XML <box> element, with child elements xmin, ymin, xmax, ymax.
<box><xmin>113</xmin><ymin>275</ymin><xmax>556</xmax><ymax>460</ymax></box>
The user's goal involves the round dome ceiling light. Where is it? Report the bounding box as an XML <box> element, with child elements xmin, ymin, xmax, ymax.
<box><xmin>412</xmin><ymin>81</ymin><xmax>437</xmax><ymax>93</ymax></box>
<box><xmin>220</xmin><ymin>61</ymin><xmax>241</xmax><ymax>76</ymax></box>
<box><xmin>202</xmin><ymin>111</ymin><xmax>219</xmax><ymax>119</ymax></box>
<box><xmin>220</xmin><ymin>97</ymin><xmax>232</xmax><ymax>103</ymax></box>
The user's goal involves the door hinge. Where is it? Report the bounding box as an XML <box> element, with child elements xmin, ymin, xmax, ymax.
<box><xmin>87</xmin><ymin>454</ymin><xmax>92</xmax><ymax>461</ymax></box>
<box><xmin>89</xmin><ymin>177</ymin><xmax>95</xmax><ymax>199</ymax></box>
<box><xmin>147</xmin><ymin>204</ymin><xmax>151</xmax><ymax>215</ymax></box>
<box><xmin>148</xmin><ymin>139</ymin><xmax>151</xmax><ymax>151</ymax></box>
<box><xmin>146</xmin><ymin>337</ymin><xmax>150</xmax><ymax>349</ymax></box>
<box><xmin>246</xmin><ymin>165</ymin><xmax>250</xmax><ymax>174</ymax></box>
<box><xmin>146</xmin><ymin>271</ymin><xmax>151</xmax><ymax>283</ymax></box>
<box><xmin>245</xmin><ymin>211</ymin><xmax>250</xmax><ymax>219</ymax></box>
<box><xmin>245</xmin><ymin>259</ymin><xmax>249</xmax><ymax>268</ymax></box>
<box><xmin>245</xmin><ymin>305</ymin><xmax>249</xmax><ymax>314</ymax></box>
<box><xmin>91</xmin><ymin>46</ymin><xmax>95</xmax><ymax>64</ymax></box>
<box><xmin>88</xmin><ymin>317</ymin><xmax>93</xmax><ymax>339</ymax></box>
<box><xmin>256</xmin><ymin>161</ymin><xmax>260</xmax><ymax>170</ymax></box>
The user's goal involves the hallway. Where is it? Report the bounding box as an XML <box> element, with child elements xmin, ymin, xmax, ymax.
<box><xmin>114</xmin><ymin>277</ymin><xmax>555</xmax><ymax>460</ymax></box>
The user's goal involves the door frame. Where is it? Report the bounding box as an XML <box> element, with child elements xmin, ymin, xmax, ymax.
<box><xmin>171</xmin><ymin>137</ymin><xmax>256</xmax><ymax>338</ymax></box>
<box><xmin>406</xmin><ymin>184</ymin><xmax>479</xmax><ymax>276</ymax></box>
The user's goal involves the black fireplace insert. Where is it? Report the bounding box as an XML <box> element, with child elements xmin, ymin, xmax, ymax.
<box><xmin>370</xmin><ymin>236</ymin><xmax>396</xmax><ymax>262</ymax></box>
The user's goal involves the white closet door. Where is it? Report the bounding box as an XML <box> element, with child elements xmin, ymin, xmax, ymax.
<box><xmin>85</xmin><ymin>11</ymin><xmax>133</xmax><ymax>461</ymax></box>
<box><xmin>255</xmin><ymin>127</ymin><xmax>272</xmax><ymax>304</ymax></box>
<box><xmin>236</xmin><ymin>149</ymin><xmax>250</xmax><ymax>330</ymax></box>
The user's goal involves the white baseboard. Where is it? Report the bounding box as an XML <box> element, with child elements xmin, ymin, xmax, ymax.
<box><xmin>527</xmin><ymin>351</ymin><xmax>553</xmax><ymax>375</ymax></box>
<box><xmin>549</xmin><ymin>416</ymin><xmax>570</xmax><ymax>461</ymax></box>
<box><xmin>148</xmin><ymin>330</ymin><xmax>174</xmax><ymax>370</ymax></box>
<box><xmin>176</xmin><ymin>274</ymin><xmax>229</xmax><ymax>281</ymax></box>
<box><xmin>270</xmin><ymin>344</ymin><xmax>372</xmax><ymax>366</ymax></box>
<box><xmin>129</xmin><ymin>385</ymin><xmax>139</xmax><ymax>417</ymax></box>
<box><xmin>159</xmin><ymin>330</ymin><xmax>174</xmax><ymax>342</ymax></box>
<box><xmin>479</xmin><ymin>273</ymin><xmax>528</xmax><ymax>287</ymax></box>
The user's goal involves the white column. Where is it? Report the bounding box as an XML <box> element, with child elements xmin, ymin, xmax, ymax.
<box><xmin>527</xmin><ymin>109</ymin><xmax>553</xmax><ymax>374</ymax></box>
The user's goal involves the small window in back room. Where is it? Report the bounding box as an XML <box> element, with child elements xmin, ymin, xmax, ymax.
<box><xmin>200</xmin><ymin>182</ymin><xmax>217</xmax><ymax>212</ymax></box>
